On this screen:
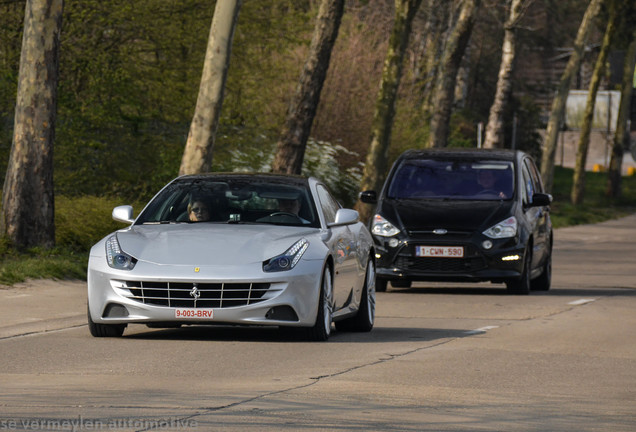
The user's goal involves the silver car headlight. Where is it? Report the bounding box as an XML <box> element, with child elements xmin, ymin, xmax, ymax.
<box><xmin>263</xmin><ymin>239</ymin><xmax>309</xmax><ymax>272</ymax></box>
<box><xmin>483</xmin><ymin>216</ymin><xmax>517</xmax><ymax>239</ymax></box>
<box><xmin>371</xmin><ymin>214</ymin><xmax>400</xmax><ymax>237</ymax></box>
<box><xmin>105</xmin><ymin>235</ymin><xmax>137</xmax><ymax>270</ymax></box>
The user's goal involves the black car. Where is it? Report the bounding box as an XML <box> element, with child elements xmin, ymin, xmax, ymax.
<box><xmin>360</xmin><ymin>148</ymin><xmax>552</xmax><ymax>294</ymax></box>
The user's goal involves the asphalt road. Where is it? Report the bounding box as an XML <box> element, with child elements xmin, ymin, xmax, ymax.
<box><xmin>1</xmin><ymin>215</ymin><xmax>636</xmax><ymax>431</ymax></box>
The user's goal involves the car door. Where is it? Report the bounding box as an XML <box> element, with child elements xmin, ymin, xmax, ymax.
<box><xmin>522</xmin><ymin>157</ymin><xmax>550</xmax><ymax>268</ymax></box>
<box><xmin>316</xmin><ymin>184</ymin><xmax>358</xmax><ymax>311</ymax></box>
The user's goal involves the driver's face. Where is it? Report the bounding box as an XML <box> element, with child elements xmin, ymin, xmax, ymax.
<box><xmin>189</xmin><ymin>201</ymin><xmax>210</xmax><ymax>221</ymax></box>
<box><xmin>478</xmin><ymin>171</ymin><xmax>496</xmax><ymax>187</ymax></box>
<box><xmin>279</xmin><ymin>199</ymin><xmax>300</xmax><ymax>214</ymax></box>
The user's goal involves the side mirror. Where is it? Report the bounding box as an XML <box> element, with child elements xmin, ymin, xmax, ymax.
<box><xmin>359</xmin><ymin>190</ymin><xmax>377</xmax><ymax>204</ymax></box>
<box><xmin>112</xmin><ymin>205</ymin><xmax>134</xmax><ymax>224</ymax></box>
<box><xmin>328</xmin><ymin>208</ymin><xmax>359</xmax><ymax>227</ymax></box>
<box><xmin>530</xmin><ymin>193</ymin><xmax>552</xmax><ymax>207</ymax></box>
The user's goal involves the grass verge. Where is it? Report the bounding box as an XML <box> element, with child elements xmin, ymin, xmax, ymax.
<box><xmin>0</xmin><ymin>195</ymin><xmax>145</xmax><ymax>286</ymax></box>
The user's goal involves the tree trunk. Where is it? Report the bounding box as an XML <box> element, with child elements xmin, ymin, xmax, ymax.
<box><xmin>427</xmin><ymin>0</ymin><xmax>480</xmax><ymax>148</ymax></box>
<box><xmin>179</xmin><ymin>0</ymin><xmax>241</xmax><ymax>175</ymax></box>
<box><xmin>539</xmin><ymin>0</ymin><xmax>603</xmax><ymax>192</ymax></box>
<box><xmin>270</xmin><ymin>0</ymin><xmax>345</xmax><ymax>175</ymax></box>
<box><xmin>606</xmin><ymin>27</ymin><xmax>636</xmax><ymax>198</ymax></box>
<box><xmin>418</xmin><ymin>0</ymin><xmax>450</xmax><ymax>114</ymax></box>
<box><xmin>571</xmin><ymin>1</ymin><xmax>616</xmax><ymax>205</ymax></box>
<box><xmin>357</xmin><ymin>0</ymin><xmax>423</xmax><ymax>223</ymax></box>
<box><xmin>1</xmin><ymin>0</ymin><xmax>63</xmax><ymax>249</ymax></box>
<box><xmin>483</xmin><ymin>0</ymin><xmax>525</xmax><ymax>149</ymax></box>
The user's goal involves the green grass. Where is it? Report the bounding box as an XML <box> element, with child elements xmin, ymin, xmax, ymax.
<box><xmin>1</xmin><ymin>166</ymin><xmax>635</xmax><ymax>285</ymax></box>
<box><xmin>549</xmin><ymin>166</ymin><xmax>636</xmax><ymax>228</ymax></box>
<box><xmin>0</xmin><ymin>195</ymin><xmax>145</xmax><ymax>286</ymax></box>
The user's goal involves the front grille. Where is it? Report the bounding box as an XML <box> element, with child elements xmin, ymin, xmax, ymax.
<box><xmin>123</xmin><ymin>281</ymin><xmax>271</xmax><ymax>308</ymax></box>
<box><xmin>393</xmin><ymin>243</ymin><xmax>487</xmax><ymax>273</ymax></box>
<box><xmin>395</xmin><ymin>256</ymin><xmax>486</xmax><ymax>273</ymax></box>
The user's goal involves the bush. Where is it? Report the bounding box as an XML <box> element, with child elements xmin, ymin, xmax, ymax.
<box><xmin>55</xmin><ymin>195</ymin><xmax>144</xmax><ymax>252</ymax></box>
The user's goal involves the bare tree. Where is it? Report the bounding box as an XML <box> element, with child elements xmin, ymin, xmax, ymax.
<box><xmin>606</xmin><ymin>29</ymin><xmax>636</xmax><ymax>198</ymax></box>
<box><xmin>417</xmin><ymin>0</ymin><xmax>451</xmax><ymax>114</ymax></box>
<box><xmin>179</xmin><ymin>0</ymin><xmax>241</xmax><ymax>175</ymax></box>
<box><xmin>483</xmin><ymin>0</ymin><xmax>527</xmax><ymax>149</ymax></box>
<box><xmin>357</xmin><ymin>0</ymin><xmax>423</xmax><ymax>223</ymax></box>
<box><xmin>271</xmin><ymin>0</ymin><xmax>345</xmax><ymax>175</ymax></box>
<box><xmin>571</xmin><ymin>0</ymin><xmax>617</xmax><ymax>205</ymax></box>
<box><xmin>427</xmin><ymin>0</ymin><xmax>480</xmax><ymax>148</ymax></box>
<box><xmin>1</xmin><ymin>0</ymin><xmax>63</xmax><ymax>249</ymax></box>
<box><xmin>539</xmin><ymin>0</ymin><xmax>603</xmax><ymax>192</ymax></box>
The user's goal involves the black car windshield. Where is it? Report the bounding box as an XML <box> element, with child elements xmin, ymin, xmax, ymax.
<box><xmin>136</xmin><ymin>176</ymin><xmax>320</xmax><ymax>227</ymax></box>
<box><xmin>388</xmin><ymin>159</ymin><xmax>514</xmax><ymax>200</ymax></box>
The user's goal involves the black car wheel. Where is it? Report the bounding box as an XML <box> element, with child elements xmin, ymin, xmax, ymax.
<box><xmin>506</xmin><ymin>248</ymin><xmax>531</xmax><ymax>295</ymax></box>
<box><xmin>376</xmin><ymin>278</ymin><xmax>388</xmax><ymax>292</ymax></box>
<box><xmin>531</xmin><ymin>252</ymin><xmax>551</xmax><ymax>291</ymax></box>
<box><xmin>87</xmin><ymin>305</ymin><xmax>126</xmax><ymax>337</ymax></box>
<box><xmin>336</xmin><ymin>257</ymin><xmax>376</xmax><ymax>332</ymax></box>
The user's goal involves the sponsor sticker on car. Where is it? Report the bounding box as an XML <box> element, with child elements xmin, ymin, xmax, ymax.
<box><xmin>416</xmin><ymin>246</ymin><xmax>464</xmax><ymax>258</ymax></box>
<box><xmin>174</xmin><ymin>309</ymin><xmax>214</xmax><ymax>319</ymax></box>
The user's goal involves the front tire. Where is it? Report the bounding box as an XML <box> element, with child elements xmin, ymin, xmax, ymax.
<box><xmin>306</xmin><ymin>266</ymin><xmax>333</xmax><ymax>341</ymax></box>
<box><xmin>87</xmin><ymin>305</ymin><xmax>126</xmax><ymax>337</ymax></box>
<box><xmin>531</xmin><ymin>252</ymin><xmax>551</xmax><ymax>291</ymax></box>
<box><xmin>376</xmin><ymin>278</ymin><xmax>388</xmax><ymax>293</ymax></box>
<box><xmin>506</xmin><ymin>248</ymin><xmax>531</xmax><ymax>295</ymax></box>
<box><xmin>336</xmin><ymin>258</ymin><xmax>376</xmax><ymax>332</ymax></box>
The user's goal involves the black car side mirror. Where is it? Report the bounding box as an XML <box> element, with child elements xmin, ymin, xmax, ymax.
<box><xmin>530</xmin><ymin>193</ymin><xmax>552</xmax><ymax>207</ymax></box>
<box><xmin>359</xmin><ymin>190</ymin><xmax>377</xmax><ymax>204</ymax></box>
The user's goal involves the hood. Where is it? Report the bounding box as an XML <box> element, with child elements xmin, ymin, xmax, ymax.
<box><xmin>380</xmin><ymin>198</ymin><xmax>514</xmax><ymax>232</ymax></box>
<box><xmin>116</xmin><ymin>224</ymin><xmax>316</xmax><ymax>266</ymax></box>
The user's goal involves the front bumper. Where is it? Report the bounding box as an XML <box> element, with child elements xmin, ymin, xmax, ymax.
<box><xmin>87</xmin><ymin>256</ymin><xmax>322</xmax><ymax>328</ymax></box>
<box><xmin>373</xmin><ymin>236</ymin><xmax>525</xmax><ymax>283</ymax></box>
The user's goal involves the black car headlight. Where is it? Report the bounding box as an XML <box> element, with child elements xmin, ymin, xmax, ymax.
<box><xmin>371</xmin><ymin>214</ymin><xmax>400</xmax><ymax>237</ymax></box>
<box><xmin>263</xmin><ymin>239</ymin><xmax>309</xmax><ymax>272</ymax></box>
<box><xmin>105</xmin><ymin>235</ymin><xmax>137</xmax><ymax>270</ymax></box>
<box><xmin>483</xmin><ymin>216</ymin><xmax>517</xmax><ymax>239</ymax></box>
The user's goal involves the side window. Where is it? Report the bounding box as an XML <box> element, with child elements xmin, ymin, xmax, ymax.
<box><xmin>316</xmin><ymin>185</ymin><xmax>340</xmax><ymax>225</ymax></box>
<box><xmin>525</xmin><ymin>158</ymin><xmax>544</xmax><ymax>193</ymax></box>
<box><xmin>521</xmin><ymin>164</ymin><xmax>534</xmax><ymax>205</ymax></box>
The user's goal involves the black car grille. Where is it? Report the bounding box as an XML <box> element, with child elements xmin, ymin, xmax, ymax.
<box><xmin>395</xmin><ymin>256</ymin><xmax>486</xmax><ymax>273</ymax></box>
<box><xmin>394</xmin><ymin>243</ymin><xmax>487</xmax><ymax>273</ymax></box>
<box><xmin>123</xmin><ymin>281</ymin><xmax>271</xmax><ymax>308</ymax></box>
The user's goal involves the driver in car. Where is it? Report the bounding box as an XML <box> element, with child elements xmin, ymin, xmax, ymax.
<box><xmin>277</xmin><ymin>198</ymin><xmax>310</xmax><ymax>223</ymax></box>
<box><xmin>476</xmin><ymin>170</ymin><xmax>507</xmax><ymax>198</ymax></box>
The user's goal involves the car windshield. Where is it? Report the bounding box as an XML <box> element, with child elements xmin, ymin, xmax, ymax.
<box><xmin>387</xmin><ymin>159</ymin><xmax>514</xmax><ymax>200</ymax></box>
<box><xmin>136</xmin><ymin>176</ymin><xmax>320</xmax><ymax>227</ymax></box>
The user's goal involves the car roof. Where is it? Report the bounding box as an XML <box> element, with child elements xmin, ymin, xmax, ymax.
<box><xmin>173</xmin><ymin>172</ymin><xmax>311</xmax><ymax>187</ymax></box>
<box><xmin>397</xmin><ymin>148</ymin><xmax>523</xmax><ymax>162</ymax></box>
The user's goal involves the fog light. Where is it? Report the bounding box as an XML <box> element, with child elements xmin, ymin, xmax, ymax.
<box><xmin>501</xmin><ymin>254</ymin><xmax>520</xmax><ymax>261</ymax></box>
<box><xmin>482</xmin><ymin>240</ymin><xmax>493</xmax><ymax>250</ymax></box>
<box><xmin>388</xmin><ymin>238</ymin><xmax>399</xmax><ymax>248</ymax></box>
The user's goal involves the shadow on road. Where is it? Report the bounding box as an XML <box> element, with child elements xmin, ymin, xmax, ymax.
<box><xmin>542</xmin><ymin>287</ymin><xmax>636</xmax><ymax>297</ymax></box>
<box><xmin>386</xmin><ymin>285</ymin><xmax>636</xmax><ymax>297</ymax></box>
<box><xmin>125</xmin><ymin>324</ymin><xmax>468</xmax><ymax>344</ymax></box>
<box><xmin>387</xmin><ymin>283</ymin><xmax>509</xmax><ymax>296</ymax></box>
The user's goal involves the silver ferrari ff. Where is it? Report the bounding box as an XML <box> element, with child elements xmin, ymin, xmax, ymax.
<box><xmin>87</xmin><ymin>173</ymin><xmax>375</xmax><ymax>341</ymax></box>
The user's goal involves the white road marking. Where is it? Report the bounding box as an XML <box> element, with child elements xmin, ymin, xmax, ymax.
<box><xmin>568</xmin><ymin>298</ymin><xmax>597</xmax><ymax>306</ymax></box>
<box><xmin>465</xmin><ymin>325</ymin><xmax>499</xmax><ymax>335</ymax></box>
